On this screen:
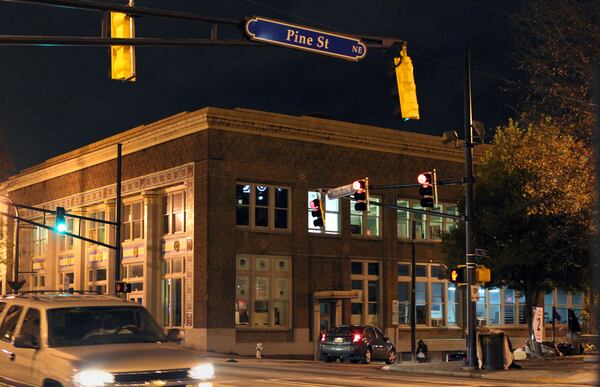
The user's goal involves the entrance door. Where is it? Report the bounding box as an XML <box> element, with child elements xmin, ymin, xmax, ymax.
<box><xmin>319</xmin><ymin>301</ymin><xmax>336</xmax><ymax>333</ymax></box>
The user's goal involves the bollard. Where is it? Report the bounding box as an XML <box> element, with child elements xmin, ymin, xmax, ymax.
<box><xmin>256</xmin><ymin>342</ymin><xmax>263</xmax><ymax>359</ymax></box>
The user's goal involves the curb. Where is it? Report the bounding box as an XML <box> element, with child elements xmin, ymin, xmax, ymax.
<box><xmin>383</xmin><ymin>365</ymin><xmax>482</xmax><ymax>379</ymax></box>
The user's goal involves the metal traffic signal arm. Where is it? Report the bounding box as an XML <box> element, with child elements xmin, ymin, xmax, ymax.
<box><xmin>0</xmin><ymin>0</ymin><xmax>405</xmax><ymax>50</ymax></box>
<box><xmin>0</xmin><ymin>203</ymin><xmax>118</xmax><ymax>250</ymax></box>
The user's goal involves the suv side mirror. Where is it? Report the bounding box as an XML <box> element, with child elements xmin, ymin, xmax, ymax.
<box><xmin>167</xmin><ymin>328</ymin><xmax>183</xmax><ymax>343</ymax></box>
<box><xmin>13</xmin><ymin>334</ymin><xmax>39</xmax><ymax>349</ymax></box>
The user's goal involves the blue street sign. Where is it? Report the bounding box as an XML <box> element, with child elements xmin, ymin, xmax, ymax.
<box><xmin>245</xmin><ymin>16</ymin><xmax>367</xmax><ymax>61</ymax></box>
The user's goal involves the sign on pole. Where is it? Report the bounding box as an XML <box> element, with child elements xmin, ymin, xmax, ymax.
<box><xmin>470</xmin><ymin>285</ymin><xmax>479</xmax><ymax>302</ymax></box>
<box><xmin>533</xmin><ymin>307</ymin><xmax>544</xmax><ymax>343</ymax></box>
<box><xmin>245</xmin><ymin>16</ymin><xmax>367</xmax><ymax>61</ymax></box>
<box><xmin>327</xmin><ymin>183</ymin><xmax>356</xmax><ymax>199</ymax></box>
<box><xmin>392</xmin><ymin>300</ymin><xmax>400</xmax><ymax>326</ymax></box>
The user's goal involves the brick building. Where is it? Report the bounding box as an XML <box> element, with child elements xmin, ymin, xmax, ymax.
<box><xmin>0</xmin><ymin>107</ymin><xmax>583</xmax><ymax>359</ymax></box>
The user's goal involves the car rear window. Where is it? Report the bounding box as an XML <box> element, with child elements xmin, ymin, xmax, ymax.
<box><xmin>329</xmin><ymin>326</ymin><xmax>362</xmax><ymax>335</ymax></box>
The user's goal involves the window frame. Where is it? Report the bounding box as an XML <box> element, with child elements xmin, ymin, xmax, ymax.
<box><xmin>161</xmin><ymin>258</ymin><xmax>185</xmax><ymax>328</ymax></box>
<box><xmin>235</xmin><ymin>254</ymin><xmax>292</xmax><ymax>329</ymax></box>
<box><xmin>307</xmin><ymin>191</ymin><xmax>340</xmax><ymax>235</ymax></box>
<box><xmin>88</xmin><ymin>210</ymin><xmax>106</xmax><ymax>245</ymax></box>
<box><xmin>163</xmin><ymin>191</ymin><xmax>186</xmax><ymax>235</ymax></box>
<box><xmin>476</xmin><ymin>286</ymin><xmax>527</xmax><ymax>327</ymax></box>
<box><xmin>396</xmin><ymin>262</ymin><xmax>456</xmax><ymax>327</ymax></box>
<box><xmin>350</xmin><ymin>196</ymin><xmax>382</xmax><ymax>238</ymax></box>
<box><xmin>351</xmin><ymin>260</ymin><xmax>381</xmax><ymax>326</ymax></box>
<box><xmin>396</xmin><ymin>200</ymin><xmax>459</xmax><ymax>241</ymax></box>
<box><xmin>235</xmin><ymin>183</ymin><xmax>292</xmax><ymax>232</ymax></box>
<box><xmin>123</xmin><ymin>200</ymin><xmax>144</xmax><ymax>241</ymax></box>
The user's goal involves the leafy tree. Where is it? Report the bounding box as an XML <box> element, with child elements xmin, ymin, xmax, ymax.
<box><xmin>442</xmin><ymin>117</ymin><xmax>593</xmax><ymax>331</ymax></box>
<box><xmin>511</xmin><ymin>0</ymin><xmax>600</xmax><ymax>141</ymax></box>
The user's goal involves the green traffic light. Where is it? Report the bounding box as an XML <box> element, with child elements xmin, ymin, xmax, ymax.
<box><xmin>55</xmin><ymin>207</ymin><xmax>67</xmax><ymax>233</ymax></box>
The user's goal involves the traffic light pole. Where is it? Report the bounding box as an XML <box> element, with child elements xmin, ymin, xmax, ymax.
<box><xmin>463</xmin><ymin>47</ymin><xmax>477</xmax><ymax>370</ymax></box>
<box><xmin>410</xmin><ymin>218</ymin><xmax>417</xmax><ymax>363</ymax></box>
<box><xmin>114</xmin><ymin>144</ymin><xmax>122</xmax><ymax>284</ymax></box>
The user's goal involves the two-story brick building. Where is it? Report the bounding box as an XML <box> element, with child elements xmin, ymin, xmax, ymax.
<box><xmin>0</xmin><ymin>107</ymin><xmax>584</xmax><ymax>359</ymax></box>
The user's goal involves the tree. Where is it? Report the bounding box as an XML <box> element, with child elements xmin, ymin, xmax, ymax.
<box><xmin>442</xmin><ymin>117</ymin><xmax>593</xmax><ymax>332</ymax></box>
<box><xmin>511</xmin><ymin>0</ymin><xmax>600</xmax><ymax>142</ymax></box>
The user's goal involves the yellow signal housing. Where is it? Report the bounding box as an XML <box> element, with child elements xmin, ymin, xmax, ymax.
<box><xmin>111</xmin><ymin>12</ymin><xmax>136</xmax><ymax>82</ymax></box>
<box><xmin>476</xmin><ymin>266</ymin><xmax>491</xmax><ymax>284</ymax></box>
<box><xmin>393</xmin><ymin>44</ymin><xmax>419</xmax><ymax>120</ymax></box>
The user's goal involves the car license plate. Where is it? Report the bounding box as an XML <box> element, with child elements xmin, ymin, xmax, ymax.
<box><xmin>334</xmin><ymin>337</ymin><xmax>343</xmax><ymax>344</ymax></box>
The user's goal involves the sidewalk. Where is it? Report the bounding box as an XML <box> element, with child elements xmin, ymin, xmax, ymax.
<box><xmin>383</xmin><ymin>356</ymin><xmax>599</xmax><ymax>385</ymax></box>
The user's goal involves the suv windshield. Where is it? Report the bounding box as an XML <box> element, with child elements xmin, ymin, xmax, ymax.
<box><xmin>47</xmin><ymin>306</ymin><xmax>167</xmax><ymax>347</ymax></box>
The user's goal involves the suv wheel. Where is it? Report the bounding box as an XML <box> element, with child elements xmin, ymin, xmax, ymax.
<box><xmin>385</xmin><ymin>349</ymin><xmax>397</xmax><ymax>364</ymax></box>
<box><xmin>361</xmin><ymin>348</ymin><xmax>372</xmax><ymax>364</ymax></box>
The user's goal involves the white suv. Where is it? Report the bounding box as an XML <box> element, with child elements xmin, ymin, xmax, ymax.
<box><xmin>0</xmin><ymin>292</ymin><xmax>214</xmax><ymax>387</ymax></box>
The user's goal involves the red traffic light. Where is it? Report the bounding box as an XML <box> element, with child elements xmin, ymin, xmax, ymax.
<box><xmin>353</xmin><ymin>180</ymin><xmax>365</xmax><ymax>192</ymax></box>
<box><xmin>417</xmin><ymin>173</ymin><xmax>432</xmax><ymax>185</ymax></box>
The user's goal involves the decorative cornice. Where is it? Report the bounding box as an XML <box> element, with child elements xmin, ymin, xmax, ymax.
<box><xmin>3</xmin><ymin>107</ymin><xmax>486</xmax><ymax>192</ymax></box>
<box><xmin>19</xmin><ymin>164</ymin><xmax>194</xmax><ymax>218</ymax></box>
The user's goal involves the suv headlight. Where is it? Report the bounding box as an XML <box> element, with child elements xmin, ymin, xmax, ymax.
<box><xmin>188</xmin><ymin>363</ymin><xmax>214</xmax><ymax>380</ymax></box>
<box><xmin>73</xmin><ymin>370</ymin><xmax>115</xmax><ymax>386</ymax></box>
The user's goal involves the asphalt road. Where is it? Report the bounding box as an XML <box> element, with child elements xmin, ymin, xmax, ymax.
<box><xmin>207</xmin><ymin>357</ymin><xmax>576</xmax><ymax>387</ymax></box>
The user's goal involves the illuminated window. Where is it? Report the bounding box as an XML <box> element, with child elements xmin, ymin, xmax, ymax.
<box><xmin>307</xmin><ymin>191</ymin><xmax>340</xmax><ymax>235</ymax></box>
<box><xmin>163</xmin><ymin>192</ymin><xmax>185</xmax><ymax>234</ymax></box>
<box><xmin>351</xmin><ymin>261</ymin><xmax>380</xmax><ymax>326</ymax></box>
<box><xmin>397</xmin><ymin>200</ymin><xmax>459</xmax><ymax>241</ymax></box>
<box><xmin>235</xmin><ymin>255</ymin><xmax>291</xmax><ymax>328</ymax></box>
<box><xmin>236</xmin><ymin>183</ymin><xmax>290</xmax><ymax>231</ymax></box>
<box><xmin>161</xmin><ymin>258</ymin><xmax>184</xmax><ymax>327</ymax></box>
<box><xmin>33</xmin><ymin>227</ymin><xmax>47</xmax><ymax>257</ymax></box>
<box><xmin>88</xmin><ymin>211</ymin><xmax>106</xmax><ymax>244</ymax></box>
<box><xmin>123</xmin><ymin>201</ymin><xmax>144</xmax><ymax>240</ymax></box>
<box><xmin>58</xmin><ymin>218</ymin><xmax>74</xmax><ymax>252</ymax></box>
<box><xmin>350</xmin><ymin>196</ymin><xmax>381</xmax><ymax>237</ymax></box>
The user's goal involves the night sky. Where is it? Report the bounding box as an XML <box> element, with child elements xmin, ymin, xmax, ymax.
<box><xmin>0</xmin><ymin>0</ymin><xmax>521</xmax><ymax>172</ymax></box>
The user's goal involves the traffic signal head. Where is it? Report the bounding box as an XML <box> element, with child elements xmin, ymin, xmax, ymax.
<box><xmin>449</xmin><ymin>267</ymin><xmax>466</xmax><ymax>283</ymax></box>
<box><xmin>110</xmin><ymin>12</ymin><xmax>136</xmax><ymax>82</ymax></box>
<box><xmin>353</xmin><ymin>179</ymin><xmax>369</xmax><ymax>212</ymax></box>
<box><xmin>391</xmin><ymin>44</ymin><xmax>420</xmax><ymax>121</ymax></box>
<box><xmin>115</xmin><ymin>281</ymin><xmax>132</xmax><ymax>294</ymax></box>
<box><xmin>309</xmin><ymin>198</ymin><xmax>325</xmax><ymax>227</ymax></box>
<box><xmin>55</xmin><ymin>207</ymin><xmax>67</xmax><ymax>233</ymax></box>
<box><xmin>417</xmin><ymin>171</ymin><xmax>437</xmax><ymax>208</ymax></box>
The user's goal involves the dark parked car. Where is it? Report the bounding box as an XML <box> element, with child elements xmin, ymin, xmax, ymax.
<box><xmin>319</xmin><ymin>325</ymin><xmax>396</xmax><ymax>364</ymax></box>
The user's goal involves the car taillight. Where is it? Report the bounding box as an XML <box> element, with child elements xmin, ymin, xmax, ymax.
<box><xmin>321</xmin><ymin>333</ymin><xmax>326</xmax><ymax>342</ymax></box>
<box><xmin>353</xmin><ymin>334</ymin><xmax>362</xmax><ymax>343</ymax></box>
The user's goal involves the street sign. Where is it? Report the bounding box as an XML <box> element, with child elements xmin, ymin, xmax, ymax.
<box><xmin>470</xmin><ymin>285</ymin><xmax>479</xmax><ymax>302</ymax></box>
<box><xmin>392</xmin><ymin>300</ymin><xmax>400</xmax><ymax>326</ymax></box>
<box><xmin>327</xmin><ymin>183</ymin><xmax>356</xmax><ymax>199</ymax></box>
<box><xmin>533</xmin><ymin>307</ymin><xmax>544</xmax><ymax>343</ymax></box>
<box><xmin>245</xmin><ymin>16</ymin><xmax>367</xmax><ymax>61</ymax></box>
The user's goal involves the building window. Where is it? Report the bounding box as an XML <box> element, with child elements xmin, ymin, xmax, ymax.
<box><xmin>397</xmin><ymin>263</ymin><xmax>454</xmax><ymax>326</ymax></box>
<box><xmin>123</xmin><ymin>202</ymin><xmax>143</xmax><ymax>240</ymax></box>
<box><xmin>33</xmin><ymin>227</ymin><xmax>47</xmax><ymax>257</ymax></box>
<box><xmin>351</xmin><ymin>261</ymin><xmax>380</xmax><ymax>326</ymax></box>
<box><xmin>307</xmin><ymin>191</ymin><xmax>340</xmax><ymax>235</ymax></box>
<box><xmin>163</xmin><ymin>192</ymin><xmax>186</xmax><ymax>234</ymax></box>
<box><xmin>235</xmin><ymin>255</ymin><xmax>291</xmax><ymax>328</ymax></box>
<box><xmin>58</xmin><ymin>272</ymin><xmax>74</xmax><ymax>291</ymax></box>
<box><xmin>397</xmin><ymin>200</ymin><xmax>459</xmax><ymax>241</ymax></box>
<box><xmin>88</xmin><ymin>267</ymin><xmax>107</xmax><ymax>294</ymax></box>
<box><xmin>88</xmin><ymin>211</ymin><xmax>106</xmax><ymax>245</ymax></box>
<box><xmin>544</xmin><ymin>289</ymin><xmax>584</xmax><ymax>324</ymax></box>
<box><xmin>350</xmin><ymin>196</ymin><xmax>381</xmax><ymax>237</ymax></box>
<box><xmin>58</xmin><ymin>218</ymin><xmax>74</xmax><ymax>252</ymax></box>
<box><xmin>123</xmin><ymin>263</ymin><xmax>144</xmax><ymax>304</ymax></box>
<box><xmin>236</xmin><ymin>184</ymin><xmax>290</xmax><ymax>230</ymax></box>
<box><xmin>161</xmin><ymin>258</ymin><xmax>184</xmax><ymax>327</ymax></box>
<box><xmin>476</xmin><ymin>287</ymin><xmax>527</xmax><ymax>326</ymax></box>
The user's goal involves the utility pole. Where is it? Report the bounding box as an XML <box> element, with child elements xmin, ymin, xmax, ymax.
<box><xmin>463</xmin><ymin>47</ymin><xmax>477</xmax><ymax>369</ymax></box>
<box><xmin>114</xmin><ymin>144</ymin><xmax>123</xmax><ymax>286</ymax></box>
<box><xmin>411</xmin><ymin>218</ymin><xmax>417</xmax><ymax>362</ymax></box>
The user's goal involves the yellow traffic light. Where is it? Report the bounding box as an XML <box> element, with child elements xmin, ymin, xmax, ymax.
<box><xmin>393</xmin><ymin>44</ymin><xmax>419</xmax><ymax>120</ymax></box>
<box><xmin>111</xmin><ymin>12</ymin><xmax>136</xmax><ymax>82</ymax></box>
<box><xmin>476</xmin><ymin>266</ymin><xmax>491</xmax><ymax>284</ymax></box>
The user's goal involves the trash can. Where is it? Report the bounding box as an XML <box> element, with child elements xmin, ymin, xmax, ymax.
<box><xmin>480</xmin><ymin>332</ymin><xmax>505</xmax><ymax>370</ymax></box>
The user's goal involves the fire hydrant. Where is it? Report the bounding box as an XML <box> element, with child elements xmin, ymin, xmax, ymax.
<box><xmin>256</xmin><ymin>342</ymin><xmax>263</xmax><ymax>359</ymax></box>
